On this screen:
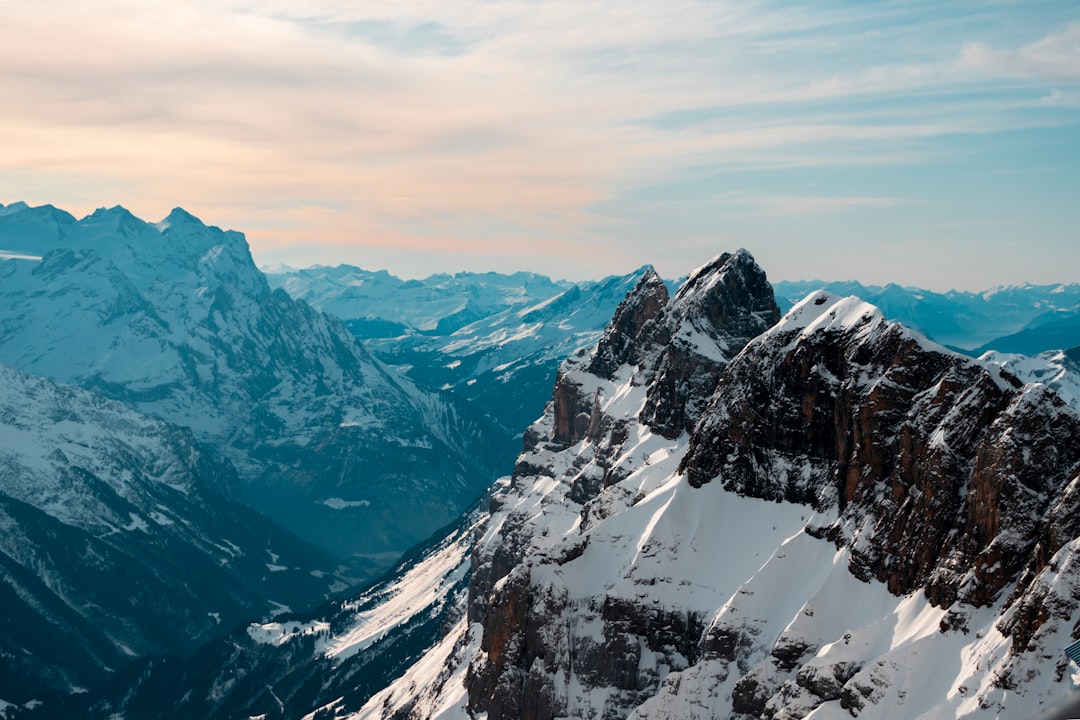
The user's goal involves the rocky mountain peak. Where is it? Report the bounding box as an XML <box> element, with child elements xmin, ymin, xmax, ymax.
<box><xmin>587</xmin><ymin>267</ymin><xmax>669</xmax><ymax>379</ymax></box>
<box><xmin>660</xmin><ymin>249</ymin><xmax>781</xmax><ymax>345</ymax></box>
<box><xmin>0</xmin><ymin>201</ymin><xmax>74</xmax><ymax>222</ymax></box>
<box><xmin>638</xmin><ymin>249</ymin><xmax>781</xmax><ymax>438</ymax></box>
<box><xmin>159</xmin><ymin>206</ymin><xmax>202</xmax><ymax>227</ymax></box>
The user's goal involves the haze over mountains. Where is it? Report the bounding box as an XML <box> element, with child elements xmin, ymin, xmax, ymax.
<box><xmin>2</xmin><ymin>202</ymin><xmax>1079</xmax><ymax>719</ymax></box>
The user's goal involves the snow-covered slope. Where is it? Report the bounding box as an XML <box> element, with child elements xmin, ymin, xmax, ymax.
<box><xmin>0</xmin><ymin>202</ymin><xmax>504</xmax><ymax>569</ymax></box>
<box><xmin>979</xmin><ymin>349</ymin><xmax>1080</xmax><ymax>412</ymax></box>
<box><xmin>0</xmin><ymin>364</ymin><xmax>341</xmax><ymax>707</ymax></box>
<box><xmin>343</xmin><ymin>254</ymin><xmax>1080</xmax><ymax>720</ymax></box>
<box><xmin>773</xmin><ymin>279</ymin><xmax>1080</xmax><ymax>352</ymax></box>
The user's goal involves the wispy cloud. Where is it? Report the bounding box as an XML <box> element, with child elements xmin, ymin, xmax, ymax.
<box><xmin>716</xmin><ymin>192</ymin><xmax>899</xmax><ymax>215</ymax></box>
<box><xmin>962</xmin><ymin>22</ymin><xmax>1080</xmax><ymax>83</ymax></box>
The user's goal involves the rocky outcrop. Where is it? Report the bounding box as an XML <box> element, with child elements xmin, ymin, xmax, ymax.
<box><xmin>682</xmin><ymin>292</ymin><xmax>1080</xmax><ymax>622</ymax></box>
<box><xmin>551</xmin><ymin>372</ymin><xmax>604</xmax><ymax>446</ymax></box>
<box><xmin>639</xmin><ymin>250</ymin><xmax>780</xmax><ymax>439</ymax></box>
<box><xmin>588</xmin><ymin>268</ymin><xmax>669</xmax><ymax>380</ymax></box>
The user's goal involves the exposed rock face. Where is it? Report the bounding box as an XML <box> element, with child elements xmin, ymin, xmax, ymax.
<box><xmin>552</xmin><ymin>251</ymin><xmax>779</xmax><ymax>449</ymax></box>
<box><xmin>587</xmin><ymin>268</ymin><xmax>670</xmax><ymax>380</ymax></box>
<box><xmin>681</xmin><ymin>293</ymin><xmax>1080</xmax><ymax>614</ymax></box>
<box><xmin>639</xmin><ymin>250</ymin><xmax>780</xmax><ymax>439</ymax></box>
<box><xmin>552</xmin><ymin>268</ymin><xmax>668</xmax><ymax>447</ymax></box>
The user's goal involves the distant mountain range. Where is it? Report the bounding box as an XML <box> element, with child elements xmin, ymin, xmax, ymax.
<box><xmin>773</xmin><ymin>279</ymin><xmax>1080</xmax><ymax>354</ymax></box>
<box><xmin>266</xmin><ymin>263</ymin><xmax>676</xmax><ymax>443</ymax></box>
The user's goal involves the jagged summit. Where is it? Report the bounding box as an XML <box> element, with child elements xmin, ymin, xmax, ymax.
<box><xmin>772</xmin><ymin>291</ymin><xmax>883</xmax><ymax>336</ymax></box>
<box><xmin>587</xmin><ymin>267</ymin><xmax>669</xmax><ymax>379</ymax></box>
<box><xmin>639</xmin><ymin>249</ymin><xmax>780</xmax><ymax>437</ymax></box>
<box><xmin>87</xmin><ymin>204</ymin><xmax>139</xmax><ymax>219</ymax></box>
<box><xmin>550</xmin><ymin>250</ymin><xmax>780</xmax><ymax>446</ymax></box>
<box><xmin>161</xmin><ymin>205</ymin><xmax>201</xmax><ymax>224</ymax></box>
<box><xmin>673</xmin><ymin>248</ymin><xmax>753</xmax><ymax>293</ymax></box>
<box><xmin>0</xmin><ymin>200</ymin><xmax>73</xmax><ymax>219</ymax></box>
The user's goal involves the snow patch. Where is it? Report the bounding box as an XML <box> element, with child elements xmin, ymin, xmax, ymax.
<box><xmin>0</xmin><ymin>250</ymin><xmax>42</xmax><ymax>261</ymax></box>
<box><xmin>124</xmin><ymin>513</ymin><xmax>149</xmax><ymax>533</ymax></box>
<box><xmin>321</xmin><ymin>497</ymin><xmax>371</xmax><ymax>510</ymax></box>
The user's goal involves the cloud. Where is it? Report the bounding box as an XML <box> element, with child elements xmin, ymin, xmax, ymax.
<box><xmin>0</xmin><ymin>2</ymin><xmax>1076</xmax><ymax>279</ymax></box>
<box><xmin>963</xmin><ymin>22</ymin><xmax>1080</xmax><ymax>83</ymax></box>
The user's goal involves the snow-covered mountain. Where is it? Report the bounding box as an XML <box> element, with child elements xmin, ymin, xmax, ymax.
<box><xmin>979</xmin><ymin>348</ymin><xmax>1080</xmax><ymax>413</ymax></box>
<box><xmin>45</xmin><ymin>249</ymin><xmax>1080</xmax><ymax>720</ymax></box>
<box><xmin>344</xmin><ymin>252</ymin><xmax>1080</xmax><ymax>720</ymax></box>
<box><xmin>773</xmin><ymin>279</ymin><xmax>1080</xmax><ymax>353</ymax></box>
<box><xmin>0</xmin><ymin>202</ymin><xmax>504</xmax><ymax>570</ymax></box>
<box><xmin>0</xmin><ymin>364</ymin><xmax>342</xmax><ymax>708</ymax></box>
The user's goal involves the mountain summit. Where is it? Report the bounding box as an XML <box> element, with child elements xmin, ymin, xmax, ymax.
<box><xmin>345</xmin><ymin>255</ymin><xmax>1080</xmax><ymax>720</ymax></box>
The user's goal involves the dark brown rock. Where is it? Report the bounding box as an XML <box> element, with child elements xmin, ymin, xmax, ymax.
<box><xmin>588</xmin><ymin>268</ymin><xmax>669</xmax><ymax>379</ymax></box>
<box><xmin>640</xmin><ymin>250</ymin><xmax>781</xmax><ymax>439</ymax></box>
<box><xmin>680</xmin><ymin>302</ymin><xmax>1080</xmax><ymax>616</ymax></box>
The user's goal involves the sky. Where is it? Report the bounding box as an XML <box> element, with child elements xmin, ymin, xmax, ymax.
<box><xmin>1</xmin><ymin>1</ymin><xmax>1078</xmax><ymax>290</ymax></box>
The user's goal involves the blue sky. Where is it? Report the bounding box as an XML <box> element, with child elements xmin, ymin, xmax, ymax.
<box><xmin>0</xmin><ymin>0</ymin><xmax>1077</xmax><ymax>288</ymax></box>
